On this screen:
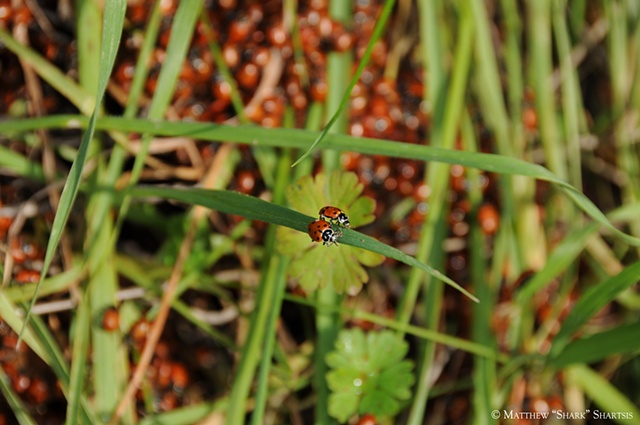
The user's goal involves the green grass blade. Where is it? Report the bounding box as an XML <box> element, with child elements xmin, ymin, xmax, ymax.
<box><xmin>249</xmin><ymin>257</ymin><xmax>289</xmax><ymax>425</ymax></box>
<box><xmin>515</xmin><ymin>223</ymin><xmax>597</xmax><ymax>304</ymax></box>
<box><xmin>65</xmin><ymin>290</ymin><xmax>91</xmax><ymax>425</ymax></box>
<box><xmin>138</xmin><ymin>401</ymin><xmax>225</xmax><ymax>425</ymax></box>
<box><xmin>0</xmin><ymin>145</ymin><xmax>47</xmax><ymax>181</ymax></box>
<box><xmin>129</xmin><ymin>0</ymin><xmax>202</xmax><ymax>150</ymax></box>
<box><xmin>0</xmin><ymin>28</ymin><xmax>93</xmax><ymax>113</ymax></box>
<box><xmin>0</xmin><ymin>293</ymin><xmax>49</xmax><ymax>363</ymax></box>
<box><xmin>290</xmin><ymin>0</ymin><xmax>396</xmax><ymax>167</ymax></box>
<box><xmin>4</xmin><ymin>265</ymin><xmax>83</xmax><ymax>303</ymax></box>
<box><xmin>284</xmin><ymin>294</ymin><xmax>504</xmax><ymax>361</ymax></box>
<box><xmin>7</xmin><ymin>115</ymin><xmax>640</xmax><ymax>247</ymax></box>
<box><xmin>128</xmin><ymin>185</ymin><xmax>478</xmax><ymax>302</ymax></box>
<box><xmin>549</xmin><ymin>261</ymin><xmax>640</xmax><ymax>359</ymax></box>
<box><xmin>114</xmin><ymin>0</ymin><xmax>203</xmax><ymax>241</ymax></box>
<box><xmin>549</xmin><ymin>323</ymin><xmax>640</xmax><ymax>368</ymax></box>
<box><xmin>0</xmin><ymin>367</ymin><xmax>38</xmax><ymax>425</ymax></box>
<box><xmin>566</xmin><ymin>364</ymin><xmax>640</xmax><ymax>425</ymax></box>
<box><xmin>16</xmin><ymin>0</ymin><xmax>126</xmax><ymax>345</ymax></box>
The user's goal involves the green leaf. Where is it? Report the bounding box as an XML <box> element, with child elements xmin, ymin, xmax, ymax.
<box><xmin>326</xmin><ymin>329</ymin><xmax>414</xmax><ymax>422</ymax></box>
<box><xmin>566</xmin><ymin>364</ymin><xmax>640</xmax><ymax>425</ymax></box>
<box><xmin>360</xmin><ymin>390</ymin><xmax>401</xmax><ymax>418</ymax></box>
<box><xmin>277</xmin><ymin>171</ymin><xmax>381</xmax><ymax>293</ymax></box>
<box><xmin>549</xmin><ymin>322</ymin><xmax>640</xmax><ymax>368</ymax></box>
<box><xmin>549</xmin><ymin>261</ymin><xmax>640</xmax><ymax>359</ymax></box>
<box><xmin>367</xmin><ymin>331</ymin><xmax>408</xmax><ymax>372</ymax></box>
<box><xmin>328</xmin><ymin>392</ymin><xmax>361</xmax><ymax>423</ymax></box>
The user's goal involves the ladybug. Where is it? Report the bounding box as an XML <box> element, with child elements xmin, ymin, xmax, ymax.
<box><xmin>319</xmin><ymin>206</ymin><xmax>350</xmax><ymax>228</ymax></box>
<box><xmin>308</xmin><ymin>219</ymin><xmax>341</xmax><ymax>246</ymax></box>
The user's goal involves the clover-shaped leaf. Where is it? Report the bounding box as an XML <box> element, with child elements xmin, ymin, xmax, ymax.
<box><xmin>326</xmin><ymin>329</ymin><xmax>415</xmax><ymax>422</ymax></box>
<box><xmin>277</xmin><ymin>171</ymin><xmax>384</xmax><ymax>294</ymax></box>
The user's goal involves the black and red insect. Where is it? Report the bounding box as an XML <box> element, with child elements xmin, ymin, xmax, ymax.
<box><xmin>319</xmin><ymin>206</ymin><xmax>350</xmax><ymax>228</ymax></box>
<box><xmin>308</xmin><ymin>219</ymin><xmax>341</xmax><ymax>246</ymax></box>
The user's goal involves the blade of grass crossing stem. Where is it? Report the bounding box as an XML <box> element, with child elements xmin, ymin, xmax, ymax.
<box><xmin>566</xmin><ymin>364</ymin><xmax>640</xmax><ymax>425</ymax></box>
<box><xmin>65</xmin><ymin>290</ymin><xmax>91</xmax><ymax>425</ymax></box>
<box><xmin>113</xmin><ymin>0</ymin><xmax>203</xmax><ymax>242</ymax></box>
<box><xmin>290</xmin><ymin>0</ymin><xmax>396</xmax><ymax>167</ymax></box>
<box><xmin>8</xmin><ymin>115</ymin><xmax>640</xmax><ymax>247</ymax></box>
<box><xmin>17</xmin><ymin>0</ymin><xmax>126</xmax><ymax>347</ymax></box>
<box><xmin>549</xmin><ymin>261</ymin><xmax>640</xmax><ymax>359</ymax></box>
<box><xmin>128</xmin><ymin>185</ymin><xmax>479</xmax><ymax>302</ymax></box>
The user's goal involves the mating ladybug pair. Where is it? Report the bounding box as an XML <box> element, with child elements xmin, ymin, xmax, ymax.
<box><xmin>307</xmin><ymin>206</ymin><xmax>350</xmax><ymax>246</ymax></box>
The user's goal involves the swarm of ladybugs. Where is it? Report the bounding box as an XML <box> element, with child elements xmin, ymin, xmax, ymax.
<box><xmin>307</xmin><ymin>206</ymin><xmax>349</xmax><ymax>247</ymax></box>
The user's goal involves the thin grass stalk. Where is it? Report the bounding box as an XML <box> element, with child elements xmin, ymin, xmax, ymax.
<box><xmin>0</xmin><ymin>366</ymin><xmax>38</xmax><ymax>425</ymax></box>
<box><xmin>462</xmin><ymin>113</ymin><xmax>498</xmax><ymax>425</ymax></box>
<box><xmin>499</xmin><ymin>0</ymin><xmax>525</xmax><ymax>156</ymax></box>
<box><xmin>397</xmin><ymin>0</ymin><xmax>445</xmax><ymax>328</ymax></box>
<box><xmin>398</xmin><ymin>0</ymin><xmax>473</xmax><ymax>325</ymax></box>
<box><xmin>88</xmin><ymin>217</ymin><xmax>128</xmax><ymax>420</ymax></box>
<box><xmin>473</xmin><ymin>0</ymin><xmax>524</xmax><ymax>276</ymax></box>
<box><xmin>227</xmin><ymin>144</ymin><xmax>294</xmax><ymax>424</ymax></box>
<box><xmin>283</xmin><ymin>294</ymin><xmax>507</xmax><ymax>360</ymax></box>
<box><xmin>225</xmin><ymin>225</ymin><xmax>284</xmax><ymax>425</ymax></box>
<box><xmin>605</xmin><ymin>1</ymin><xmax>640</xmax><ymax>246</ymax></box>
<box><xmin>85</xmin><ymin>0</ymin><xmax>163</xmax><ymax>259</ymax></box>
<box><xmin>75</xmin><ymin>1</ymin><xmax>132</xmax><ymax>419</ymax></box>
<box><xmin>527</xmin><ymin>0</ymin><xmax>566</xmax><ymax>180</ymax></box>
<box><xmin>17</xmin><ymin>0</ymin><xmax>127</xmax><ymax>348</ymax></box>
<box><xmin>251</xmin><ymin>142</ymin><xmax>294</xmax><ymax>423</ymax></box>
<box><xmin>310</xmin><ymin>1</ymin><xmax>354</xmax><ymax>422</ymax></box>
<box><xmin>111</xmin><ymin>0</ymin><xmax>204</xmax><ymax>250</ymax></box>
<box><xmin>64</xmin><ymin>289</ymin><xmax>91</xmax><ymax>425</ymax></box>
<box><xmin>553</xmin><ymin>0</ymin><xmax>584</xmax><ymax>191</ymax></box>
<box><xmin>250</xmin><ymin>257</ymin><xmax>289</xmax><ymax>425</ymax></box>
<box><xmin>200</xmin><ymin>10</ymin><xmax>248</xmax><ymax>122</ymax></box>
<box><xmin>406</xmin><ymin>4</ymin><xmax>474</xmax><ymax>424</ymax></box>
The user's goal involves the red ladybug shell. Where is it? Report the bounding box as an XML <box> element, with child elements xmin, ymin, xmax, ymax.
<box><xmin>319</xmin><ymin>206</ymin><xmax>350</xmax><ymax>228</ymax></box>
<box><xmin>307</xmin><ymin>219</ymin><xmax>340</xmax><ymax>246</ymax></box>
